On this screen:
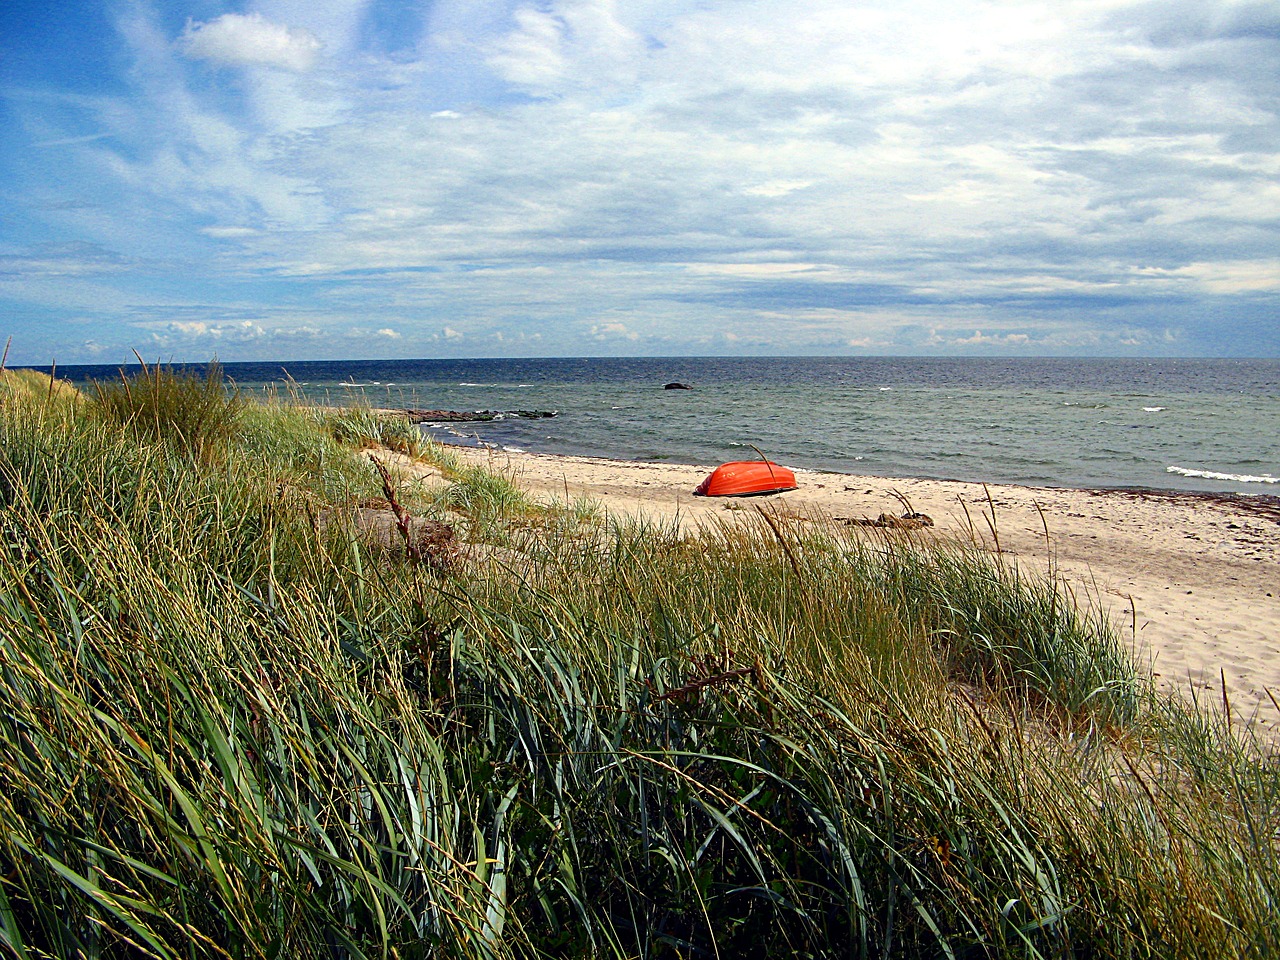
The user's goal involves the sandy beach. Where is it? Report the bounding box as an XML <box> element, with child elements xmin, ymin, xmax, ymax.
<box><xmin>445</xmin><ymin>446</ymin><xmax>1280</xmax><ymax>733</ymax></box>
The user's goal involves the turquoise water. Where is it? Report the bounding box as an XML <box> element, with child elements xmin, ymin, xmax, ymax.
<box><xmin>48</xmin><ymin>357</ymin><xmax>1280</xmax><ymax>494</ymax></box>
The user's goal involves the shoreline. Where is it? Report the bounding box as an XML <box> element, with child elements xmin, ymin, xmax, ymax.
<box><xmin>444</xmin><ymin>444</ymin><xmax>1280</xmax><ymax>733</ymax></box>
<box><xmin>414</xmin><ymin>419</ymin><xmax>1280</xmax><ymax>501</ymax></box>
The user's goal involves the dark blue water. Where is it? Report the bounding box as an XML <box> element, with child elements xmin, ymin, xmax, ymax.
<box><xmin>43</xmin><ymin>357</ymin><xmax>1280</xmax><ymax>494</ymax></box>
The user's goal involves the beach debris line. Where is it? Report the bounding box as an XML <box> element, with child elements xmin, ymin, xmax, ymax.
<box><xmin>845</xmin><ymin>512</ymin><xmax>935</xmax><ymax>530</ymax></box>
<box><xmin>844</xmin><ymin>489</ymin><xmax>935</xmax><ymax>529</ymax></box>
<box><xmin>400</xmin><ymin>408</ymin><xmax>557</xmax><ymax>422</ymax></box>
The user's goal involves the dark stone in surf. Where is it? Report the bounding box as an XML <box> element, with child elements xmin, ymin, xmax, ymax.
<box><xmin>401</xmin><ymin>409</ymin><xmax>557</xmax><ymax>422</ymax></box>
<box><xmin>663</xmin><ymin>382</ymin><xmax>692</xmax><ymax>390</ymax></box>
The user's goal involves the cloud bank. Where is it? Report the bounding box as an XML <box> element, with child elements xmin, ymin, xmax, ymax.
<box><xmin>1</xmin><ymin>0</ymin><xmax>1277</xmax><ymax>362</ymax></box>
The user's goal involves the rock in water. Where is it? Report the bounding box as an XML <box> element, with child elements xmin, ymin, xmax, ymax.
<box><xmin>663</xmin><ymin>382</ymin><xmax>692</xmax><ymax>390</ymax></box>
<box><xmin>401</xmin><ymin>409</ymin><xmax>557</xmax><ymax>421</ymax></box>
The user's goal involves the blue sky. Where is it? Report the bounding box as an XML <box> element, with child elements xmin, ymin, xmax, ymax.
<box><xmin>1</xmin><ymin>0</ymin><xmax>1277</xmax><ymax>363</ymax></box>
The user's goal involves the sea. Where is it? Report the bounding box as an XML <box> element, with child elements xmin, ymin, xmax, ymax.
<box><xmin>44</xmin><ymin>357</ymin><xmax>1280</xmax><ymax>496</ymax></box>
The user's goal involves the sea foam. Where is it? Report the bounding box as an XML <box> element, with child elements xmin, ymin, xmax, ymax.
<box><xmin>1167</xmin><ymin>466</ymin><xmax>1278</xmax><ymax>484</ymax></box>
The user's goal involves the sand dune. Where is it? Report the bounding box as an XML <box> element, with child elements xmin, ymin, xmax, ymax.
<box><xmin>449</xmin><ymin>446</ymin><xmax>1280</xmax><ymax>733</ymax></box>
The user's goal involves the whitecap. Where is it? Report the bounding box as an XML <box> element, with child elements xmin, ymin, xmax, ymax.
<box><xmin>1143</xmin><ymin>406</ymin><xmax>1165</xmax><ymax>412</ymax></box>
<box><xmin>503</xmin><ymin>446</ymin><xmax>526</xmax><ymax>454</ymax></box>
<box><xmin>879</xmin><ymin>386</ymin><xmax>893</xmax><ymax>391</ymax></box>
<box><xmin>1167</xmin><ymin>466</ymin><xmax>1278</xmax><ymax>484</ymax></box>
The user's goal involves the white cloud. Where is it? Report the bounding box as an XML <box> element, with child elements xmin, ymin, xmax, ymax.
<box><xmin>1160</xmin><ymin>260</ymin><xmax>1280</xmax><ymax>294</ymax></box>
<box><xmin>689</xmin><ymin>262</ymin><xmax>826</xmax><ymax>278</ymax></box>
<box><xmin>0</xmin><ymin>243</ymin><xmax>133</xmax><ymax>278</ymax></box>
<box><xmin>951</xmin><ymin>331</ymin><xmax>1032</xmax><ymax>346</ymax></box>
<box><xmin>201</xmin><ymin>226</ymin><xmax>258</xmax><ymax>239</ymax></box>
<box><xmin>488</xmin><ymin>0</ymin><xmax>644</xmax><ymax>92</ymax></box>
<box><xmin>488</xmin><ymin>8</ymin><xmax>569</xmax><ymax>87</ymax></box>
<box><xmin>375</xmin><ymin>327</ymin><xmax>401</xmax><ymax>338</ymax></box>
<box><xmin>590</xmin><ymin>321</ymin><xmax>640</xmax><ymax>341</ymax></box>
<box><xmin>138</xmin><ymin>319</ymin><xmax>268</xmax><ymax>343</ymax></box>
<box><xmin>276</xmin><ymin>325</ymin><xmax>324</xmax><ymax>338</ymax></box>
<box><xmin>743</xmin><ymin>180</ymin><xmax>813</xmax><ymax>198</ymax></box>
<box><xmin>168</xmin><ymin>321</ymin><xmax>213</xmax><ymax>336</ymax></box>
<box><xmin>180</xmin><ymin>13</ymin><xmax>322</xmax><ymax>72</ymax></box>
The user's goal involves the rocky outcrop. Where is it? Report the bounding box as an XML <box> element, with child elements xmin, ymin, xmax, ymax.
<box><xmin>401</xmin><ymin>409</ymin><xmax>557</xmax><ymax>422</ymax></box>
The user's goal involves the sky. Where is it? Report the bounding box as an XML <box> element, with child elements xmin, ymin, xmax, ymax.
<box><xmin>1</xmin><ymin>0</ymin><xmax>1277</xmax><ymax>363</ymax></box>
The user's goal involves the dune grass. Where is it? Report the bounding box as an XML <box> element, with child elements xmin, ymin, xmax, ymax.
<box><xmin>90</xmin><ymin>359</ymin><xmax>244</xmax><ymax>464</ymax></box>
<box><xmin>0</xmin><ymin>368</ymin><xmax>1277</xmax><ymax>959</ymax></box>
<box><xmin>321</xmin><ymin>404</ymin><xmax>425</xmax><ymax>458</ymax></box>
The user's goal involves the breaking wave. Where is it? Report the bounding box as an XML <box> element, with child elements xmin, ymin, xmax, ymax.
<box><xmin>1167</xmin><ymin>466</ymin><xmax>1278</xmax><ymax>484</ymax></box>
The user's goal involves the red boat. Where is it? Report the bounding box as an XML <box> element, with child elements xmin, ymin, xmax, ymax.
<box><xmin>694</xmin><ymin>460</ymin><xmax>798</xmax><ymax>497</ymax></box>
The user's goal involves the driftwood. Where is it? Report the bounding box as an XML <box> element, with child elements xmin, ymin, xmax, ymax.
<box><xmin>846</xmin><ymin>512</ymin><xmax>935</xmax><ymax>530</ymax></box>
<box><xmin>316</xmin><ymin>503</ymin><xmax>457</xmax><ymax>565</ymax></box>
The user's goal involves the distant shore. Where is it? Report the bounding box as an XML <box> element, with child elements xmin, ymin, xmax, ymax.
<box><xmin>445</xmin><ymin>444</ymin><xmax>1280</xmax><ymax>732</ymax></box>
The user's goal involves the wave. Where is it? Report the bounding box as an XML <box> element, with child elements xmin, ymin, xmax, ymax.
<box><xmin>1167</xmin><ymin>466</ymin><xmax>1278</xmax><ymax>484</ymax></box>
<box><xmin>1143</xmin><ymin>406</ymin><xmax>1165</xmax><ymax>412</ymax></box>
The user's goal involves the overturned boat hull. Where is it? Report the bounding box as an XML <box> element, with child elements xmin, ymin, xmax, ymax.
<box><xmin>694</xmin><ymin>461</ymin><xmax>798</xmax><ymax>497</ymax></box>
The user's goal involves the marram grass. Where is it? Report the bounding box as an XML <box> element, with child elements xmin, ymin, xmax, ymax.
<box><xmin>0</xmin><ymin>369</ymin><xmax>1277</xmax><ymax>959</ymax></box>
